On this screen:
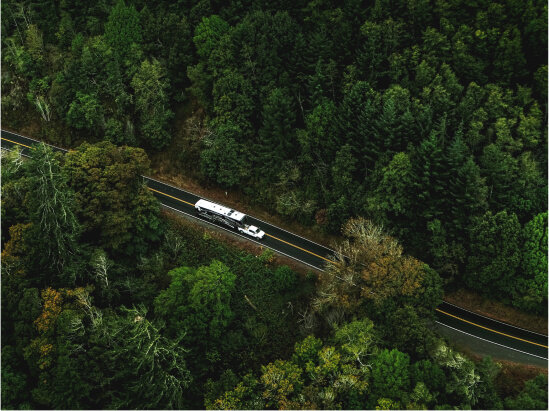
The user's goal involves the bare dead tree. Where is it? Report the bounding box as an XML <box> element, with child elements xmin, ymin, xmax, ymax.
<box><xmin>91</xmin><ymin>249</ymin><xmax>112</xmax><ymax>289</ymax></box>
<box><xmin>164</xmin><ymin>230</ymin><xmax>184</xmax><ymax>261</ymax></box>
<box><xmin>33</xmin><ymin>95</ymin><xmax>51</xmax><ymax>121</ymax></box>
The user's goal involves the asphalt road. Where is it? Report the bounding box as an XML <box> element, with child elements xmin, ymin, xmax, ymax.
<box><xmin>2</xmin><ymin>128</ymin><xmax>547</xmax><ymax>364</ymax></box>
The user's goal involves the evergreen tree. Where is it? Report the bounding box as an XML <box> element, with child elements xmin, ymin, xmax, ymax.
<box><xmin>480</xmin><ymin>143</ymin><xmax>518</xmax><ymax>211</ymax></box>
<box><xmin>104</xmin><ymin>0</ymin><xmax>142</xmax><ymax>61</ymax></box>
<box><xmin>445</xmin><ymin>133</ymin><xmax>488</xmax><ymax>240</ymax></box>
<box><xmin>336</xmin><ymin>81</ymin><xmax>379</xmax><ymax>175</ymax></box>
<box><xmin>516</xmin><ymin>212</ymin><xmax>548</xmax><ymax>313</ymax></box>
<box><xmin>465</xmin><ymin>211</ymin><xmax>522</xmax><ymax>298</ymax></box>
<box><xmin>412</xmin><ymin>129</ymin><xmax>446</xmax><ymax>226</ymax></box>
<box><xmin>257</xmin><ymin>88</ymin><xmax>296</xmax><ymax>182</ymax></box>
<box><xmin>131</xmin><ymin>58</ymin><xmax>174</xmax><ymax>149</ymax></box>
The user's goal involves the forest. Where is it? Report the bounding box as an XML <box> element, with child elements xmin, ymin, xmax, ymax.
<box><xmin>1</xmin><ymin>0</ymin><xmax>548</xmax><ymax>409</ymax></box>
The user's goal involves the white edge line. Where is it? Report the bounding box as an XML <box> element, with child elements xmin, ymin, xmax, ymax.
<box><xmin>1</xmin><ymin>146</ymin><xmax>32</xmax><ymax>158</ymax></box>
<box><xmin>1</xmin><ymin>132</ymin><xmax>335</xmax><ymax>254</ymax></box>
<box><xmin>11</xmin><ymin>132</ymin><xmax>543</xmax><ymax>337</ymax></box>
<box><xmin>436</xmin><ymin>321</ymin><xmax>548</xmax><ymax>361</ymax></box>
<box><xmin>4</xmin><ymin>137</ymin><xmax>545</xmax><ymax>358</ymax></box>
<box><xmin>1</xmin><ymin>130</ymin><xmax>68</xmax><ymax>153</ymax></box>
<box><xmin>2</xmin><ymin>129</ymin><xmax>44</xmax><ymax>144</ymax></box>
<box><xmin>160</xmin><ymin>204</ymin><xmax>326</xmax><ymax>272</ymax></box>
<box><xmin>442</xmin><ymin>301</ymin><xmax>548</xmax><ymax>338</ymax></box>
<box><xmin>5</xmin><ymin>135</ymin><xmax>543</xmax><ymax>332</ymax></box>
<box><xmin>1</xmin><ymin>133</ymin><xmax>333</xmax><ymax>267</ymax></box>
<box><xmin>144</xmin><ymin>175</ymin><xmax>336</xmax><ymax>253</ymax></box>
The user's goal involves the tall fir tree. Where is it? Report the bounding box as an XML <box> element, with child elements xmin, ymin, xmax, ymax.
<box><xmin>257</xmin><ymin>87</ymin><xmax>296</xmax><ymax>182</ymax></box>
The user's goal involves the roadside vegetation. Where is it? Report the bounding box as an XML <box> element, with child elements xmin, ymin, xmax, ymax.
<box><xmin>1</xmin><ymin>0</ymin><xmax>547</xmax><ymax>409</ymax></box>
<box><xmin>2</xmin><ymin>145</ymin><xmax>547</xmax><ymax>409</ymax></box>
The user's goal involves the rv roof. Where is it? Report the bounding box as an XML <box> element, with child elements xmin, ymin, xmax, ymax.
<box><xmin>195</xmin><ymin>199</ymin><xmax>246</xmax><ymax>221</ymax></box>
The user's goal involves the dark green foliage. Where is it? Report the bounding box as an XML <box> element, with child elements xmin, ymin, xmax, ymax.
<box><xmin>66</xmin><ymin>92</ymin><xmax>103</xmax><ymax>132</ymax></box>
<box><xmin>131</xmin><ymin>58</ymin><xmax>174</xmax><ymax>149</ymax></box>
<box><xmin>272</xmin><ymin>265</ymin><xmax>297</xmax><ymax>292</ymax></box>
<box><xmin>200</xmin><ymin>121</ymin><xmax>249</xmax><ymax>187</ymax></box>
<box><xmin>465</xmin><ymin>211</ymin><xmax>522</xmax><ymax>300</ymax></box>
<box><xmin>446</xmin><ymin>135</ymin><xmax>489</xmax><ymax>240</ymax></box>
<box><xmin>258</xmin><ymin>87</ymin><xmax>296</xmax><ymax>182</ymax></box>
<box><xmin>1</xmin><ymin>0</ymin><xmax>547</xmax><ymax>408</ymax></box>
<box><xmin>504</xmin><ymin>375</ymin><xmax>548</xmax><ymax>410</ymax></box>
<box><xmin>516</xmin><ymin>212</ymin><xmax>548</xmax><ymax>313</ymax></box>
<box><xmin>64</xmin><ymin>141</ymin><xmax>163</xmax><ymax>255</ymax></box>
<box><xmin>193</xmin><ymin>15</ymin><xmax>230</xmax><ymax>61</ymax></box>
<box><xmin>104</xmin><ymin>0</ymin><xmax>142</xmax><ymax>60</ymax></box>
<box><xmin>369</xmin><ymin>349</ymin><xmax>411</xmax><ymax>407</ymax></box>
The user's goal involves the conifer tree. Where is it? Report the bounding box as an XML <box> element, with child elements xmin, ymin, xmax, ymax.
<box><xmin>465</xmin><ymin>210</ymin><xmax>521</xmax><ymax>297</ymax></box>
<box><xmin>258</xmin><ymin>87</ymin><xmax>295</xmax><ymax>182</ymax></box>
<box><xmin>104</xmin><ymin>0</ymin><xmax>142</xmax><ymax>60</ymax></box>
<box><xmin>412</xmin><ymin>129</ymin><xmax>446</xmax><ymax>224</ymax></box>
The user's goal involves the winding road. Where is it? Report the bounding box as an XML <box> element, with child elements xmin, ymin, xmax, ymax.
<box><xmin>2</xmin><ymin>128</ymin><xmax>547</xmax><ymax>364</ymax></box>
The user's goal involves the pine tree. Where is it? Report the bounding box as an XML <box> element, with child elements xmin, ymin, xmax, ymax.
<box><xmin>412</xmin><ymin>129</ymin><xmax>446</xmax><ymax>224</ymax></box>
<box><xmin>445</xmin><ymin>132</ymin><xmax>488</xmax><ymax>240</ymax></box>
<box><xmin>516</xmin><ymin>212</ymin><xmax>548</xmax><ymax>313</ymax></box>
<box><xmin>104</xmin><ymin>0</ymin><xmax>142</xmax><ymax>61</ymax></box>
<box><xmin>336</xmin><ymin>81</ymin><xmax>379</xmax><ymax>176</ymax></box>
<box><xmin>480</xmin><ymin>143</ymin><xmax>517</xmax><ymax>210</ymax></box>
<box><xmin>258</xmin><ymin>88</ymin><xmax>295</xmax><ymax>182</ymax></box>
<box><xmin>465</xmin><ymin>211</ymin><xmax>521</xmax><ymax>297</ymax></box>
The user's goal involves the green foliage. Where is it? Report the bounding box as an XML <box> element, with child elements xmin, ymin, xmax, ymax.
<box><xmin>431</xmin><ymin>340</ymin><xmax>482</xmax><ymax>407</ymax></box>
<box><xmin>66</xmin><ymin>92</ymin><xmax>103</xmax><ymax>132</ymax></box>
<box><xmin>332</xmin><ymin>317</ymin><xmax>377</xmax><ymax>365</ymax></box>
<box><xmin>516</xmin><ymin>212</ymin><xmax>548</xmax><ymax>313</ymax></box>
<box><xmin>504</xmin><ymin>375</ymin><xmax>548</xmax><ymax>410</ymax></box>
<box><xmin>258</xmin><ymin>87</ymin><xmax>296</xmax><ymax>181</ymax></box>
<box><xmin>131</xmin><ymin>59</ymin><xmax>174</xmax><ymax>149</ymax></box>
<box><xmin>1</xmin><ymin>0</ymin><xmax>547</xmax><ymax>409</ymax></box>
<box><xmin>272</xmin><ymin>265</ymin><xmax>297</xmax><ymax>292</ymax></box>
<box><xmin>369</xmin><ymin>349</ymin><xmax>411</xmax><ymax>406</ymax></box>
<box><xmin>155</xmin><ymin>260</ymin><xmax>236</xmax><ymax>347</ymax></box>
<box><xmin>104</xmin><ymin>306</ymin><xmax>192</xmax><ymax>409</ymax></box>
<box><xmin>187</xmin><ymin>260</ymin><xmax>237</xmax><ymax>339</ymax></box>
<box><xmin>200</xmin><ymin>122</ymin><xmax>248</xmax><ymax>187</ymax></box>
<box><xmin>64</xmin><ymin>141</ymin><xmax>162</xmax><ymax>254</ymax></box>
<box><xmin>465</xmin><ymin>211</ymin><xmax>522</xmax><ymax>299</ymax></box>
<box><xmin>193</xmin><ymin>15</ymin><xmax>230</xmax><ymax>61</ymax></box>
<box><xmin>104</xmin><ymin>0</ymin><xmax>142</xmax><ymax>60</ymax></box>
<box><xmin>367</xmin><ymin>152</ymin><xmax>414</xmax><ymax>227</ymax></box>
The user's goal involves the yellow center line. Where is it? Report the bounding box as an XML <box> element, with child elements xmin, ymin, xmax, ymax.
<box><xmin>436</xmin><ymin>308</ymin><xmax>548</xmax><ymax>348</ymax></box>
<box><xmin>147</xmin><ymin>187</ymin><xmax>195</xmax><ymax>207</ymax></box>
<box><xmin>149</xmin><ymin>186</ymin><xmax>333</xmax><ymax>263</ymax></box>
<box><xmin>1</xmin><ymin>137</ymin><xmax>34</xmax><ymax>150</ymax></box>
<box><xmin>3</xmin><ymin>135</ymin><xmax>547</xmax><ymax>350</ymax></box>
<box><xmin>265</xmin><ymin>233</ymin><xmax>335</xmax><ymax>264</ymax></box>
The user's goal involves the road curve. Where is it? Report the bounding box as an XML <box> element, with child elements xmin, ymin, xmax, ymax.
<box><xmin>2</xmin><ymin>129</ymin><xmax>547</xmax><ymax>362</ymax></box>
